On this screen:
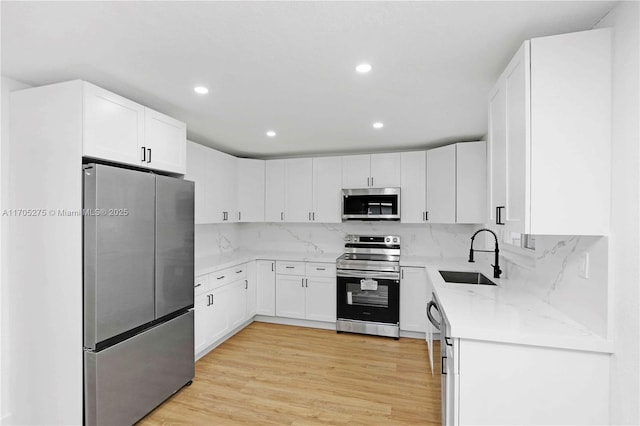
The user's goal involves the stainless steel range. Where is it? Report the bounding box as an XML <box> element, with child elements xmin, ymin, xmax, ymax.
<box><xmin>336</xmin><ymin>235</ymin><xmax>401</xmax><ymax>338</ymax></box>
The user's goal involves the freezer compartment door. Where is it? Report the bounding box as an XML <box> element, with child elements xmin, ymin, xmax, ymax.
<box><xmin>84</xmin><ymin>310</ymin><xmax>194</xmax><ymax>426</ymax></box>
<box><xmin>155</xmin><ymin>175</ymin><xmax>195</xmax><ymax>318</ymax></box>
<box><xmin>84</xmin><ymin>163</ymin><xmax>156</xmax><ymax>349</ymax></box>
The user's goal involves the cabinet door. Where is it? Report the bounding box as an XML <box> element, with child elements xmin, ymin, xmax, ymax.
<box><xmin>305</xmin><ymin>277</ymin><xmax>336</xmax><ymax>322</ymax></box>
<box><xmin>185</xmin><ymin>142</ymin><xmax>212</xmax><ymax>224</ymax></box>
<box><xmin>312</xmin><ymin>156</ymin><xmax>342</xmax><ymax>223</ymax></box>
<box><xmin>265</xmin><ymin>160</ymin><xmax>286</xmax><ymax>222</ymax></box>
<box><xmin>488</xmin><ymin>81</ymin><xmax>507</xmax><ymax>226</ymax></box>
<box><xmin>237</xmin><ymin>158</ymin><xmax>265</xmax><ymax>222</ymax></box>
<box><xmin>194</xmin><ymin>292</ymin><xmax>211</xmax><ymax>355</ymax></box>
<box><xmin>245</xmin><ymin>261</ymin><xmax>257</xmax><ymax>319</ymax></box>
<box><xmin>227</xmin><ymin>279</ymin><xmax>247</xmax><ymax>331</ymax></box>
<box><xmin>210</xmin><ymin>150</ymin><xmax>238</xmax><ymax>223</ymax></box>
<box><xmin>284</xmin><ymin>158</ymin><xmax>313</xmax><ymax>222</ymax></box>
<box><xmin>256</xmin><ymin>260</ymin><xmax>276</xmax><ymax>316</ymax></box>
<box><xmin>342</xmin><ymin>155</ymin><xmax>371</xmax><ymax>188</ymax></box>
<box><xmin>400</xmin><ymin>267</ymin><xmax>427</xmax><ymax>332</ymax></box>
<box><xmin>275</xmin><ymin>275</ymin><xmax>306</xmax><ymax>319</ymax></box>
<box><xmin>143</xmin><ymin>107</ymin><xmax>186</xmax><ymax>174</ymax></box>
<box><xmin>400</xmin><ymin>151</ymin><xmax>427</xmax><ymax>223</ymax></box>
<box><xmin>456</xmin><ymin>142</ymin><xmax>487</xmax><ymax>224</ymax></box>
<box><xmin>208</xmin><ymin>285</ymin><xmax>231</xmax><ymax>344</ymax></box>
<box><xmin>426</xmin><ymin>145</ymin><xmax>456</xmax><ymax>223</ymax></box>
<box><xmin>504</xmin><ymin>42</ymin><xmax>530</xmax><ymax>234</ymax></box>
<box><xmin>370</xmin><ymin>153</ymin><xmax>401</xmax><ymax>187</ymax></box>
<box><xmin>83</xmin><ymin>82</ymin><xmax>144</xmax><ymax>167</ymax></box>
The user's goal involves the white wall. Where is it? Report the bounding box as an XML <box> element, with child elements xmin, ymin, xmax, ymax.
<box><xmin>0</xmin><ymin>76</ymin><xmax>31</xmax><ymax>424</ymax></box>
<box><xmin>595</xmin><ymin>2</ymin><xmax>640</xmax><ymax>423</ymax></box>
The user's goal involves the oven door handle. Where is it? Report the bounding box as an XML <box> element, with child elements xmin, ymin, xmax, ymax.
<box><xmin>336</xmin><ymin>269</ymin><xmax>400</xmax><ymax>281</ymax></box>
<box><xmin>426</xmin><ymin>300</ymin><xmax>441</xmax><ymax>331</ymax></box>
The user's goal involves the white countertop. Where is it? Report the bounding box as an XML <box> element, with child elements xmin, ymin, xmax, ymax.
<box><xmin>196</xmin><ymin>252</ymin><xmax>612</xmax><ymax>354</ymax></box>
<box><xmin>195</xmin><ymin>250</ymin><xmax>341</xmax><ymax>276</ymax></box>
<box><xmin>405</xmin><ymin>257</ymin><xmax>612</xmax><ymax>354</ymax></box>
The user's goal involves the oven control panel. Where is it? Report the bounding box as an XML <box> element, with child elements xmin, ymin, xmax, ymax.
<box><xmin>344</xmin><ymin>235</ymin><xmax>400</xmax><ymax>246</ymax></box>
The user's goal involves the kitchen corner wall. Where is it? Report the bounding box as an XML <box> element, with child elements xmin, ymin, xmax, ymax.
<box><xmin>501</xmin><ymin>236</ymin><xmax>608</xmax><ymax>337</ymax></box>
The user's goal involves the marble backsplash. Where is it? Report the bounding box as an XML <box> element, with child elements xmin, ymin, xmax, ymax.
<box><xmin>195</xmin><ymin>222</ymin><xmax>608</xmax><ymax>338</ymax></box>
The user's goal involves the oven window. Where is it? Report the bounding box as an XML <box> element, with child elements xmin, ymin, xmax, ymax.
<box><xmin>346</xmin><ymin>282</ymin><xmax>389</xmax><ymax>308</ymax></box>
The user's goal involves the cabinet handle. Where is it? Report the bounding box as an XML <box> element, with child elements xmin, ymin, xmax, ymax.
<box><xmin>236</xmin><ymin>270</ymin><xmax>243</xmax><ymax>274</ymax></box>
<box><xmin>425</xmin><ymin>211</ymin><xmax>429</xmax><ymax>221</ymax></box>
<box><xmin>371</xmin><ymin>177</ymin><xmax>374</xmax><ymax>187</ymax></box>
<box><xmin>401</xmin><ymin>269</ymin><xmax>404</xmax><ymax>279</ymax></box>
<box><xmin>312</xmin><ymin>212</ymin><xmax>315</xmax><ymax>221</ymax></box>
<box><xmin>306</xmin><ymin>278</ymin><xmax>308</xmax><ymax>288</ymax></box>
<box><xmin>217</xmin><ymin>275</ymin><xmax>225</xmax><ymax>280</ymax></box>
<box><xmin>238</xmin><ymin>211</ymin><xmax>241</xmax><ymax>221</ymax></box>
<box><xmin>301</xmin><ymin>278</ymin><xmax>304</xmax><ymax>287</ymax></box>
<box><xmin>445</xmin><ymin>336</ymin><xmax>453</xmax><ymax>346</ymax></box>
<box><xmin>285</xmin><ymin>266</ymin><xmax>295</xmax><ymax>269</ymax></box>
<box><xmin>141</xmin><ymin>147</ymin><xmax>146</xmax><ymax>162</ymax></box>
<box><xmin>281</xmin><ymin>212</ymin><xmax>284</xmax><ymax>221</ymax></box>
<box><xmin>245</xmin><ymin>279</ymin><xmax>248</xmax><ymax>290</ymax></box>
<box><xmin>496</xmin><ymin>206</ymin><xmax>505</xmax><ymax>225</ymax></box>
<box><xmin>309</xmin><ymin>212</ymin><xmax>312</xmax><ymax>221</ymax></box>
<box><xmin>442</xmin><ymin>356</ymin><xmax>447</xmax><ymax>375</ymax></box>
<box><xmin>195</xmin><ymin>283</ymin><xmax>202</xmax><ymax>288</ymax></box>
<box><xmin>316</xmin><ymin>267</ymin><xmax>325</xmax><ymax>271</ymax></box>
<box><xmin>147</xmin><ymin>148</ymin><xmax>151</xmax><ymax>163</ymax></box>
<box><xmin>367</xmin><ymin>177</ymin><xmax>370</xmax><ymax>187</ymax></box>
<box><xmin>271</xmin><ymin>263</ymin><xmax>274</xmax><ymax>272</ymax></box>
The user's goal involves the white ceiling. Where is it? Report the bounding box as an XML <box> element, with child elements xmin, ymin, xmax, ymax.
<box><xmin>2</xmin><ymin>1</ymin><xmax>616</xmax><ymax>158</ymax></box>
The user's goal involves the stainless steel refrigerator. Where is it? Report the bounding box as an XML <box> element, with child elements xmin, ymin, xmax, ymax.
<box><xmin>83</xmin><ymin>163</ymin><xmax>195</xmax><ymax>426</ymax></box>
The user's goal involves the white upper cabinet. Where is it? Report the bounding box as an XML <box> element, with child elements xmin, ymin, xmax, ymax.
<box><xmin>82</xmin><ymin>82</ymin><xmax>185</xmax><ymax>174</ymax></box>
<box><xmin>284</xmin><ymin>158</ymin><xmax>314</xmax><ymax>222</ymax></box>
<box><xmin>342</xmin><ymin>153</ymin><xmax>401</xmax><ymax>188</ymax></box>
<box><xmin>265</xmin><ymin>160</ymin><xmax>286</xmax><ymax>222</ymax></box>
<box><xmin>210</xmin><ymin>149</ymin><xmax>238</xmax><ymax>223</ymax></box>
<box><xmin>312</xmin><ymin>156</ymin><xmax>342</xmax><ymax>223</ymax></box>
<box><xmin>237</xmin><ymin>158</ymin><xmax>265</xmax><ymax>222</ymax></box>
<box><xmin>426</xmin><ymin>145</ymin><xmax>457</xmax><ymax>224</ymax></box>
<box><xmin>488</xmin><ymin>29</ymin><xmax>611</xmax><ymax>235</ymax></box>
<box><xmin>143</xmin><ymin>108</ymin><xmax>186</xmax><ymax>174</ymax></box>
<box><xmin>456</xmin><ymin>142</ymin><xmax>487</xmax><ymax>224</ymax></box>
<box><xmin>83</xmin><ymin>82</ymin><xmax>145</xmax><ymax>167</ymax></box>
<box><xmin>185</xmin><ymin>141</ymin><xmax>214</xmax><ymax>224</ymax></box>
<box><xmin>400</xmin><ymin>151</ymin><xmax>427</xmax><ymax>223</ymax></box>
<box><xmin>370</xmin><ymin>153</ymin><xmax>401</xmax><ymax>187</ymax></box>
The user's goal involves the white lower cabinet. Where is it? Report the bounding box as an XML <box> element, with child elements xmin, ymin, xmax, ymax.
<box><xmin>275</xmin><ymin>261</ymin><xmax>336</xmax><ymax>322</ymax></box>
<box><xmin>194</xmin><ymin>263</ymin><xmax>256</xmax><ymax>358</ymax></box>
<box><xmin>400</xmin><ymin>267</ymin><xmax>429</xmax><ymax>333</ymax></box>
<box><xmin>256</xmin><ymin>260</ymin><xmax>276</xmax><ymax>316</ymax></box>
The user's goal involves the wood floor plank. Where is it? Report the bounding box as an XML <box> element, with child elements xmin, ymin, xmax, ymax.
<box><xmin>138</xmin><ymin>322</ymin><xmax>441</xmax><ymax>425</ymax></box>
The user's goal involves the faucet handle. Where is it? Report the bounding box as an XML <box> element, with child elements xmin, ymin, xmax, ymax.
<box><xmin>491</xmin><ymin>264</ymin><xmax>502</xmax><ymax>278</ymax></box>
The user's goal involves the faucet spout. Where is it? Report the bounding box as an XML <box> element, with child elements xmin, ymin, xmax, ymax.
<box><xmin>468</xmin><ymin>228</ymin><xmax>502</xmax><ymax>279</ymax></box>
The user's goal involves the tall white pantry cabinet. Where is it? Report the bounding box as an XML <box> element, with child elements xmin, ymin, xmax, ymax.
<box><xmin>6</xmin><ymin>80</ymin><xmax>187</xmax><ymax>424</ymax></box>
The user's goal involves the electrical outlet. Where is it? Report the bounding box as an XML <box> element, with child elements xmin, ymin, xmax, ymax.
<box><xmin>579</xmin><ymin>252</ymin><xmax>590</xmax><ymax>279</ymax></box>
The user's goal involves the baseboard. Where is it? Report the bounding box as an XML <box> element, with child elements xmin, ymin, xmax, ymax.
<box><xmin>195</xmin><ymin>317</ymin><xmax>254</xmax><ymax>361</ymax></box>
<box><xmin>254</xmin><ymin>315</ymin><xmax>336</xmax><ymax>331</ymax></box>
<box><xmin>399</xmin><ymin>330</ymin><xmax>426</xmax><ymax>339</ymax></box>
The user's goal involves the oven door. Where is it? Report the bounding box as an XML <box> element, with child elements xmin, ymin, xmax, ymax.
<box><xmin>336</xmin><ymin>270</ymin><xmax>399</xmax><ymax>324</ymax></box>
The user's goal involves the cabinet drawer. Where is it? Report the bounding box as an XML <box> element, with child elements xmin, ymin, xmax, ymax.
<box><xmin>305</xmin><ymin>262</ymin><xmax>336</xmax><ymax>277</ymax></box>
<box><xmin>210</xmin><ymin>264</ymin><xmax>247</xmax><ymax>290</ymax></box>
<box><xmin>276</xmin><ymin>261</ymin><xmax>305</xmax><ymax>276</ymax></box>
<box><xmin>194</xmin><ymin>274</ymin><xmax>210</xmax><ymax>296</ymax></box>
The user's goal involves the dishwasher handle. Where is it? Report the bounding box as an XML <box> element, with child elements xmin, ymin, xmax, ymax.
<box><xmin>426</xmin><ymin>300</ymin><xmax>441</xmax><ymax>331</ymax></box>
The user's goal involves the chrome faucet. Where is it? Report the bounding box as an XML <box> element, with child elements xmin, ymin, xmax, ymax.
<box><xmin>468</xmin><ymin>228</ymin><xmax>502</xmax><ymax>279</ymax></box>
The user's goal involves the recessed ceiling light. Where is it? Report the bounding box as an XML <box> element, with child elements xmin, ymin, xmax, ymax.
<box><xmin>194</xmin><ymin>86</ymin><xmax>209</xmax><ymax>94</ymax></box>
<box><xmin>373</xmin><ymin>122</ymin><xmax>384</xmax><ymax>129</ymax></box>
<box><xmin>266</xmin><ymin>130</ymin><xmax>276</xmax><ymax>137</ymax></box>
<box><xmin>355</xmin><ymin>63</ymin><xmax>372</xmax><ymax>74</ymax></box>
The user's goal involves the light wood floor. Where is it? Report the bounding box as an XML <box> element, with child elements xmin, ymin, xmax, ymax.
<box><xmin>139</xmin><ymin>322</ymin><xmax>441</xmax><ymax>425</ymax></box>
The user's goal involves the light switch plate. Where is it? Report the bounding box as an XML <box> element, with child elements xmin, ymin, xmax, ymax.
<box><xmin>579</xmin><ymin>252</ymin><xmax>590</xmax><ymax>279</ymax></box>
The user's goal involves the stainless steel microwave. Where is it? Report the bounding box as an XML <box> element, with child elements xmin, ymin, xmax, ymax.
<box><xmin>341</xmin><ymin>188</ymin><xmax>401</xmax><ymax>221</ymax></box>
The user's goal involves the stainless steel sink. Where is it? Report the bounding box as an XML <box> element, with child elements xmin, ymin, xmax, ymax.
<box><xmin>439</xmin><ymin>270</ymin><xmax>496</xmax><ymax>286</ymax></box>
